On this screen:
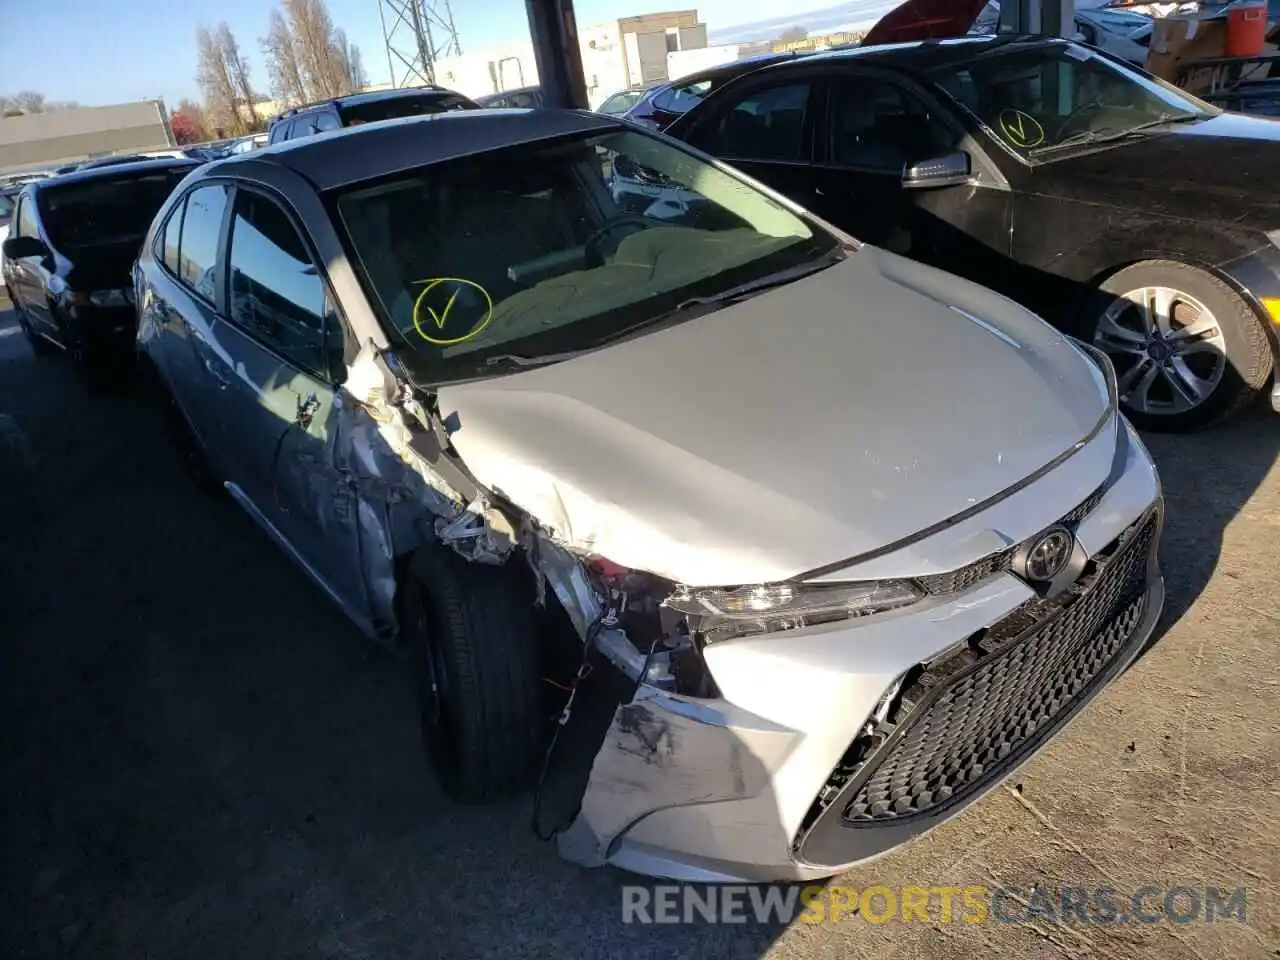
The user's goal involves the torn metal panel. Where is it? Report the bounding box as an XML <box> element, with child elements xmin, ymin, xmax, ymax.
<box><xmin>557</xmin><ymin>684</ymin><xmax>800</xmax><ymax>868</ymax></box>
<box><xmin>326</xmin><ymin>344</ymin><xmax>522</xmax><ymax>633</ymax></box>
<box><xmin>524</xmin><ymin>530</ymin><xmax>604</xmax><ymax>639</ymax></box>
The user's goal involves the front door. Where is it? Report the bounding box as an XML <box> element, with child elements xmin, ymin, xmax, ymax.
<box><xmin>677</xmin><ymin>75</ymin><xmax>827</xmax><ymax>210</ymax></box>
<box><xmin>202</xmin><ymin>186</ymin><xmax>366</xmax><ymax>621</ymax></box>
<box><xmin>808</xmin><ymin>71</ymin><xmax>1013</xmax><ymax>278</ymax></box>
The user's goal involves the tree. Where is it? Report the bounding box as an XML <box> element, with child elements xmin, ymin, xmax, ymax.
<box><xmin>194</xmin><ymin>24</ymin><xmax>244</xmax><ymax>136</ymax></box>
<box><xmin>347</xmin><ymin>44</ymin><xmax>367</xmax><ymax>92</ymax></box>
<box><xmin>261</xmin><ymin>8</ymin><xmax>309</xmax><ymax>104</ymax></box>
<box><xmin>9</xmin><ymin>90</ymin><xmax>47</xmax><ymax>114</ymax></box>
<box><xmin>172</xmin><ymin>99</ymin><xmax>212</xmax><ymax>143</ymax></box>
<box><xmin>333</xmin><ymin>29</ymin><xmax>367</xmax><ymax>93</ymax></box>
<box><xmin>219</xmin><ymin>24</ymin><xmax>256</xmax><ymax>118</ymax></box>
<box><xmin>284</xmin><ymin>0</ymin><xmax>349</xmax><ymax>99</ymax></box>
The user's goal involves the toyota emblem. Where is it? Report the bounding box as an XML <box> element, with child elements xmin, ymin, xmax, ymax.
<box><xmin>1023</xmin><ymin>526</ymin><xmax>1074</xmax><ymax>582</ymax></box>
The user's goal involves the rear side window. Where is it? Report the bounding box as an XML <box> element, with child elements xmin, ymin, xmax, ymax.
<box><xmin>653</xmin><ymin>79</ymin><xmax>712</xmax><ymax>115</ymax></box>
<box><xmin>177</xmin><ymin>184</ymin><xmax>230</xmax><ymax>302</ymax></box>
<box><xmin>691</xmin><ymin>82</ymin><xmax>813</xmax><ymax>161</ymax></box>
<box><xmin>268</xmin><ymin>119</ymin><xmax>293</xmax><ymax>144</ymax></box>
<box><xmin>227</xmin><ymin>191</ymin><xmax>330</xmax><ymax>377</ymax></box>
<box><xmin>15</xmin><ymin>195</ymin><xmax>38</xmax><ymax>236</ymax></box>
<box><xmin>160</xmin><ymin>200</ymin><xmax>185</xmax><ymax>273</ymax></box>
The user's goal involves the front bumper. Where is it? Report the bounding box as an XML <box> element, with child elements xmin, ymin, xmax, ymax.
<box><xmin>558</xmin><ymin>418</ymin><xmax>1163</xmax><ymax>882</ymax></box>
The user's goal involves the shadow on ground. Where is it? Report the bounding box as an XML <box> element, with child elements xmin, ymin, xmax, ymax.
<box><xmin>1</xmin><ymin>308</ymin><xmax>1276</xmax><ymax>960</ymax></box>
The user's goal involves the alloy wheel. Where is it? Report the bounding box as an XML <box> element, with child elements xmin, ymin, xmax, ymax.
<box><xmin>1093</xmin><ymin>285</ymin><xmax>1227</xmax><ymax>417</ymax></box>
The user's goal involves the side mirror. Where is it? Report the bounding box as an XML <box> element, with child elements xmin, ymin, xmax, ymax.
<box><xmin>2</xmin><ymin>235</ymin><xmax>47</xmax><ymax>260</ymax></box>
<box><xmin>902</xmin><ymin>152</ymin><xmax>972</xmax><ymax>190</ymax></box>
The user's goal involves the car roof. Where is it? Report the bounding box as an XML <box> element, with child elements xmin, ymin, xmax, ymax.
<box><xmin>777</xmin><ymin>34</ymin><xmax>1067</xmax><ymax>73</ymax></box>
<box><xmin>657</xmin><ymin>51</ymin><xmax>804</xmax><ymax>90</ymax></box>
<box><xmin>275</xmin><ymin>85</ymin><xmax>461</xmax><ymax>120</ymax></box>
<box><xmin>211</xmin><ymin>109</ymin><xmax>622</xmax><ymax>191</ymax></box>
<box><xmin>34</xmin><ymin>157</ymin><xmax>202</xmax><ymax>189</ymax></box>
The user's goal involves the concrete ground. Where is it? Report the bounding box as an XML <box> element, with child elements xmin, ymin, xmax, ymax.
<box><xmin>0</xmin><ymin>308</ymin><xmax>1277</xmax><ymax>959</ymax></box>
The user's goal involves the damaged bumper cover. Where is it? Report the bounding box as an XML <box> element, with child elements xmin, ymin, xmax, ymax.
<box><xmin>555</xmin><ymin>420</ymin><xmax>1164</xmax><ymax>883</ymax></box>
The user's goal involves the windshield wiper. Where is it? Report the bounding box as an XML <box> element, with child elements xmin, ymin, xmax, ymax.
<box><xmin>484</xmin><ymin>247</ymin><xmax>846</xmax><ymax>370</ymax></box>
<box><xmin>1029</xmin><ymin>113</ymin><xmax>1204</xmax><ymax>156</ymax></box>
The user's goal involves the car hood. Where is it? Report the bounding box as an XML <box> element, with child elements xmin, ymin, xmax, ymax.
<box><xmin>437</xmin><ymin>247</ymin><xmax>1108</xmax><ymax>587</ymax></box>
<box><xmin>1034</xmin><ymin>113</ymin><xmax>1280</xmax><ymax>229</ymax></box>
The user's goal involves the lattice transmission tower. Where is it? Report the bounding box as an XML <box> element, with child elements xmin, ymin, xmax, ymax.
<box><xmin>376</xmin><ymin>0</ymin><xmax>463</xmax><ymax>87</ymax></box>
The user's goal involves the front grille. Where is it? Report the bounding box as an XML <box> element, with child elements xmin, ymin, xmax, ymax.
<box><xmin>842</xmin><ymin>514</ymin><xmax>1155</xmax><ymax>824</ymax></box>
<box><xmin>915</xmin><ymin>484</ymin><xmax>1105</xmax><ymax>597</ymax></box>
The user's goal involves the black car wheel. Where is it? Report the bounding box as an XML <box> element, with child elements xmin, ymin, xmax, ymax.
<box><xmin>404</xmin><ymin>546</ymin><xmax>542</xmax><ymax>803</ymax></box>
<box><xmin>1089</xmin><ymin>261</ymin><xmax>1272</xmax><ymax>432</ymax></box>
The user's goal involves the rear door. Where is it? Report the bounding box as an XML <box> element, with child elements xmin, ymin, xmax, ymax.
<box><xmin>675</xmin><ymin>72</ymin><xmax>827</xmax><ymax>208</ymax></box>
<box><xmin>147</xmin><ymin>182</ymin><xmax>235</xmax><ymax>465</ymax></box>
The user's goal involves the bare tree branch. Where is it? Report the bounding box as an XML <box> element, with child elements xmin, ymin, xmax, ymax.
<box><xmin>261</xmin><ymin>8</ymin><xmax>309</xmax><ymax>104</ymax></box>
<box><xmin>196</xmin><ymin>24</ymin><xmax>245</xmax><ymax>137</ymax></box>
<box><xmin>347</xmin><ymin>44</ymin><xmax>367</xmax><ymax>91</ymax></box>
<box><xmin>284</xmin><ymin>0</ymin><xmax>348</xmax><ymax>100</ymax></box>
<box><xmin>10</xmin><ymin>90</ymin><xmax>47</xmax><ymax>114</ymax></box>
<box><xmin>218</xmin><ymin>24</ymin><xmax>257</xmax><ymax>119</ymax></box>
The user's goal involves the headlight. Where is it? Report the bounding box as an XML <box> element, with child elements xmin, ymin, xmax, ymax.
<box><xmin>665</xmin><ymin>579</ymin><xmax>924</xmax><ymax>644</ymax></box>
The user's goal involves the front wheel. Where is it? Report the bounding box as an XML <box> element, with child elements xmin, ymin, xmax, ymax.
<box><xmin>404</xmin><ymin>546</ymin><xmax>543</xmax><ymax>803</ymax></box>
<box><xmin>1088</xmin><ymin>261</ymin><xmax>1272</xmax><ymax>432</ymax></box>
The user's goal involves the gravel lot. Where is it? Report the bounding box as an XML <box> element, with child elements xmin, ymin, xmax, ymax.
<box><xmin>1</xmin><ymin>308</ymin><xmax>1278</xmax><ymax>959</ymax></box>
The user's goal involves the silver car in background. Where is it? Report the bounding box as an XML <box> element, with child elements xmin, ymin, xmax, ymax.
<box><xmin>133</xmin><ymin>110</ymin><xmax>1164</xmax><ymax>881</ymax></box>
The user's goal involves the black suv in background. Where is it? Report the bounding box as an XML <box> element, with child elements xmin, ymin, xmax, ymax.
<box><xmin>267</xmin><ymin>87</ymin><xmax>478</xmax><ymax>144</ymax></box>
<box><xmin>1</xmin><ymin>158</ymin><xmax>199</xmax><ymax>385</ymax></box>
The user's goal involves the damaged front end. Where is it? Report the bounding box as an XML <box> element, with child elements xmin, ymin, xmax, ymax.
<box><xmin>334</xmin><ymin>343</ymin><xmax>767</xmax><ymax>877</ymax></box>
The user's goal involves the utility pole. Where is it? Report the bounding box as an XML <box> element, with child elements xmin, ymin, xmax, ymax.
<box><xmin>376</xmin><ymin>0</ymin><xmax>462</xmax><ymax>87</ymax></box>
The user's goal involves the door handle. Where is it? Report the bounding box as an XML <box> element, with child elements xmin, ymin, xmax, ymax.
<box><xmin>203</xmin><ymin>356</ymin><xmax>232</xmax><ymax>388</ymax></box>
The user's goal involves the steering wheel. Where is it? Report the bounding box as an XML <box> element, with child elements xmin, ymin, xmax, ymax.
<box><xmin>584</xmin><ymin>215</ymin><xmax>652</xmax><ymax>267</ymax></box>
<box><xmin>1056</xmin><ymin>99</ymin><xmax>1107</xmax><ymax>139</ymax></box>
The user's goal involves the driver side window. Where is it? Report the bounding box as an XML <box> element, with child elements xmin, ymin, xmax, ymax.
<box><xmin>828</xmin><ymin>76</ymin><xmax>959</xmax><ymax>171</ymax></box>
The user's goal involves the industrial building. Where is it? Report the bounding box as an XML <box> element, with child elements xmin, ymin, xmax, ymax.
<box><xmin>433</xmin><ymin>9</ymin><xmax>709</xmax><ymax>107</ymax></box>
<box><xmin>0</xmin><ymin>100</ymin><xmax>175</xmax><ymax>174</ymax></box>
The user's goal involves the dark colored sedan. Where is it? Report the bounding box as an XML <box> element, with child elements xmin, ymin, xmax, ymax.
<box><xmin>667</xmin><ymin>35</ymin><xmax>1280</xmax><ymax>431</ymax></box>
<box><xmin>1</xmin><ymin>158</ymin><xmax>200</xmax><ymax>385</ymax></box>
<box><xmin>624</xmin><ymin>52</ymin><xmax>805</xmax><ymax>130</ymax></box>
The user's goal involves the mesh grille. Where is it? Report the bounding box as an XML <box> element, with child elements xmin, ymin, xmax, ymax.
<box><xmin>841</xmin><ymin>514</ymin><xmax>1155</xmax><ymax>824</ymax></box>
<box><xmin>915</xmin><ymin>484</ymin><xmax>1105</xmax><ymax>597</ymax></box>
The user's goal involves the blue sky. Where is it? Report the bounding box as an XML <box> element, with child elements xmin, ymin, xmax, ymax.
<box><xmin>0</xmin><ymin>0</ymin><xmax>834</xmax><ymax>107</ymax></box>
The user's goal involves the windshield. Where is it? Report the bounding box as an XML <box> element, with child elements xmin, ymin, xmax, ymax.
<box><xmin>597</xmin><ymin>91</ymin><xmax>644</xmax><ymax>115</ymax></box>
<box><xmin>0</xmin><ymin>193</ymin><xmax>14</xmax><ymax>220</ymax></box>
<box><xmin>928</xmin><ymin>41</ymin><xmax>1214</xmax><ymax>160</ymax></box>
<box><xmin>38</xmin><ymin>168</ymin><xmax>189</xmax><ymax>248</ymax></box>
<box><xmin>340</xmin><ymin>93</ymin><xmax>476</xmax><ymax>125</ymax></box>
<box><xmin>334</xmin><ymin>128</ymin><xmax>838</xmax><ymax>384</ymax></box>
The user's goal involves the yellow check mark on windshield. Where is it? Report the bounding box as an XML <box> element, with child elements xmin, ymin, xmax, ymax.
<box><xmin>411</xmin><ymin>277</ymin><xmax>495</xmax><ymax>347</ymax></box>
<box><xmin>426</xmin><ymin>287</ymin><xmax>462</xmax><ymax>330</ymax></box>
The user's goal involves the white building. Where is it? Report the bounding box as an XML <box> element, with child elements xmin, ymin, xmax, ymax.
<box><xmin>433</xmin><ymin>10</ymin><xmax>709</xmax><ymax>108</ymax></box>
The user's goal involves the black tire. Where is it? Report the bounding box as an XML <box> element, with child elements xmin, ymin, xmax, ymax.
<box><xmin>404</xmin><ymin>546</ymin><xmax>542</xmax><ymax>803</ymax></box>
<box><xmin>11</xmin><ymin>301</ymin><xmax>58</xmax><ymax>357</ymax></box>
<box><xmin>1087</xmin><ymin>261</ymin><xmax>1272</xmax><ymax>432</ymax></box>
